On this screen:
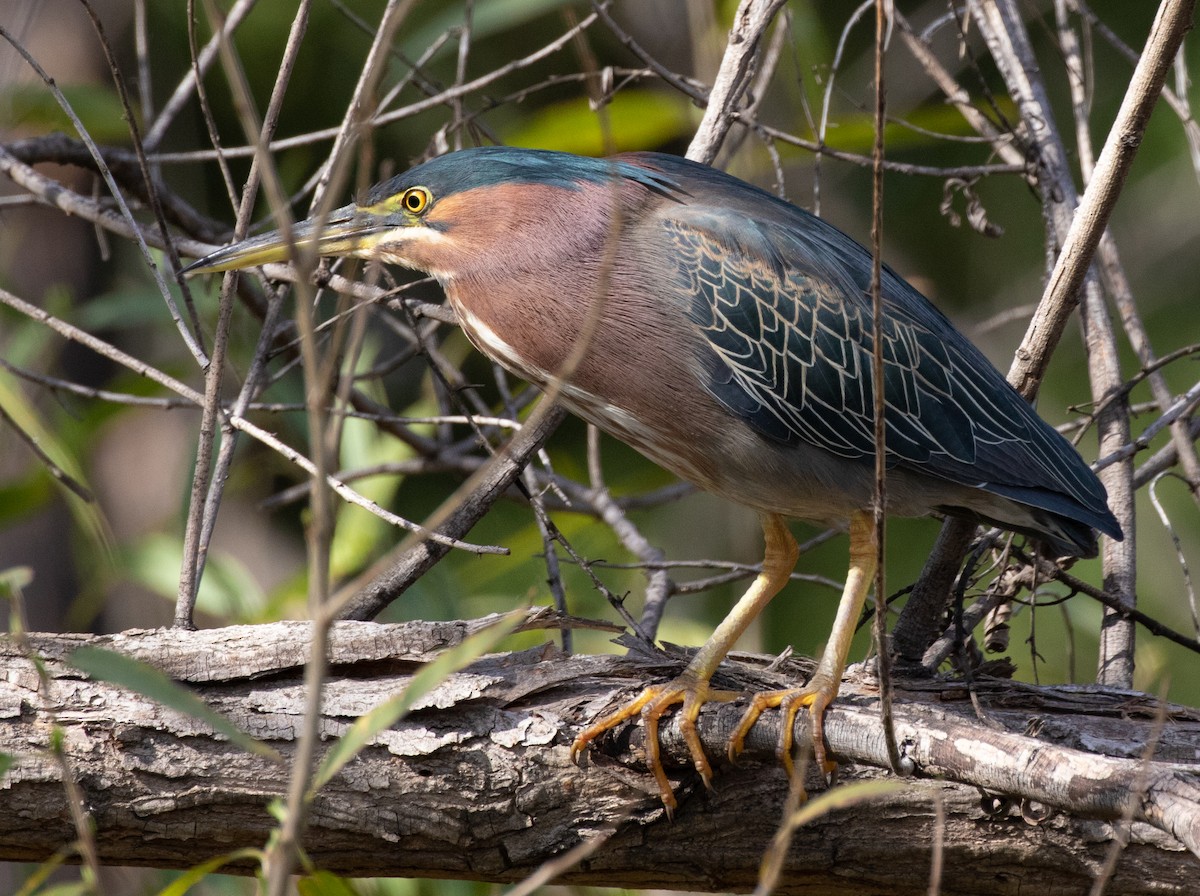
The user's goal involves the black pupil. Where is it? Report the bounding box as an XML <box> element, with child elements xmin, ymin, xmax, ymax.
<box><xmin>407</xmin><ymin>192</ymin><xmax>422</xmax><ymax>211</ymax></box>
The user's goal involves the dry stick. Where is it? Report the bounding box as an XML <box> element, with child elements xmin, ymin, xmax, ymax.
<box><xmin>1134</xmin><ymin>419</ymin><xmax>1200</xmax><ymax>487</ymax></box>
<box><xmin>522</xmin><ymin>459</ymin><xmax>572</xmax><ymax>650</ymax></box>
<box><xmin>193</xmin><ymin>290</ymin><xmax>288</xmax><ymax>613</ymax></box>
<box><xmin>0</xmin><ymin>279</ymin><xmax>497</xmax><ymax>555</ymax></box>
<box><xmin>451</xmin><ymin>0</ymin><xmax>474</xmax><ymax>151</ymax></box>
<box><xmin>144</xmin><ymin>0</ymin><xmax>257</xmax><ymax>150</ymax></box>
<box><xmin>869</xmin><ymin>0</ymin><xmax>902</xmax><ymax>778</ymax></box>
<box><xmin>711</xmin><ymin>3</ymin><xmax>791</xmax><ymax>168</ymax></box>
<box><xmin>1029</xmin><ymin>555</ymin><xmax>1200</xmax><ymax>656</ymax></box>
<box><xmin>0</xmin><ymin>25</ymin><xmax>208</xmax><ymax>368</ymax></box>
<box><xmin>972</xmin><ymin>0</ymin><xmax>1190</xmax><ymax>687</ymax></box>
<box><xmin>686</xmin><ymin>0</ymin><xmax>788</xmax><ymax>166</ymax></box>
<box><xmin>177</xmin><ymin>0</ymin><xmax>314</xmax><ymax>628</ymax></box>
<box><xmin>1055</xmin><ymin>1</ymin><xmax>1097</xmax><ymax>179</ymax></box>
<box><xmin>199</xmin><ymin>0</ymin><xmax>417</xmax><ymax>890</ymax></box>
<box><xmin>133</xmin><ymin>0</ymin><xmax>153</xmax><ymax>130</ymax></box>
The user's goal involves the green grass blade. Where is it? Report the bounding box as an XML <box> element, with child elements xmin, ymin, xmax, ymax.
<box><xmin>154</xmin><ymin>848</ymin><xmax>263</xmax><ymax>896</ymax></box>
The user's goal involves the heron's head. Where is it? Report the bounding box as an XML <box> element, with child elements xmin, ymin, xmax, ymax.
<box><xmin>184</xmin><ymin>147</ymin><xmax>681</xmax><ymax>280</ymax></box>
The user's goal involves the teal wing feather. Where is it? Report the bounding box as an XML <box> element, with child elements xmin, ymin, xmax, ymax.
<box><xmin>660</xmin><ymin>209</ymin><xmax>1119</xmax><ymax>550</ymax></box>
<box><xmin>668</xmin><ymin>217</ymin><xmax>980</xmax><ymax>464</ymax></box>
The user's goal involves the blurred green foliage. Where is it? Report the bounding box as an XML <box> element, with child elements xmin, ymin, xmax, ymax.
<box><xmin>1</xmin><ymin>0</ymin><xmax>1198</xmax><ymax>891</ymax></box>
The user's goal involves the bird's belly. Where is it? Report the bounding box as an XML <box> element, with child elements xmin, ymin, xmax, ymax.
<box><xmin>558</xmin><ymin>389</ymin><xmax>717</xmax><ymax>488</ymax></box>
<box><xmin>567</xmin><ymin>389</ymin><xmax>888</xmax><ymax>528</ymax></box>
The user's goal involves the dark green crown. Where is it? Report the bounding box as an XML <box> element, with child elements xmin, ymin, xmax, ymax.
<box><xmin>363</xmin><ymin>146</ymin><xmax>681</xmax><ymax>206</ymax></box>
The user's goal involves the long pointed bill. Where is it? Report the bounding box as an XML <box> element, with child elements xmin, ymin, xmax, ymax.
<box><xmin>182</xmin><ymin>203</ymin><xmax>394</xmax><ymax>275</ymax></box>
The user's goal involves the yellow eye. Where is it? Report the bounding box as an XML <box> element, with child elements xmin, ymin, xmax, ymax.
<box><xmin>401</xmin><ymin>187</ymin><xmax>431</xmax><ymax>214</ymax></box>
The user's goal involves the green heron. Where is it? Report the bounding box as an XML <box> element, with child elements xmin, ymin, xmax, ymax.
<box><xmin>187</xmin><ymin>146</ymin><xmax>1122</xmax><ymax>809</ymax></box>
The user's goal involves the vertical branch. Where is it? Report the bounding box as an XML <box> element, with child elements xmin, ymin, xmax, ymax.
<box><xmin>308</xmin><ymin>0</ymin><xmax>419</xmax><ymax>215</ymax></box>
<box><xmin>176</xmin><ymin>0</ymin><xmax>312</xmax><ymax>627</ymax></box>
<box><xmin>1016</xmin><ymin>0</ymin><xmax>1196</xmax><ymax>397</ymax></box>
<box><xmin>687</xmin><ymin>0</ymin><xmax>787</xmax><ymax>165</ymax></box>
<box><xmin>897</xmin><ymin>1</ymin><xmax>1192</xmax><ymax>666</ymax></box>
<box><xmin>973</xmin><ymin>0</ymin><xmax>1192</xmax><ymax>685</ymax></box>
<box><xmin>869</xmin><ymin>0</ymin><xmax>900</xmax><ymax>774</ymax></box>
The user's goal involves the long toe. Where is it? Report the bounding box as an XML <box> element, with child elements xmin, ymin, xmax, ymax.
<box><xmin>573</xmin><ymin>675</ymin><xmax>738</xmax><ymax>810</ymax></box>
<box><xmin>727</xmin><ymin>674</ymin><xmax>840</xmax><ymax>781</ymax></box>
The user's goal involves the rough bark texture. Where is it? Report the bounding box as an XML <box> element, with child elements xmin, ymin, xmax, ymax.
<box><xmin>1</xmin><ymin>614</ymin><xmax>1197</xmax><ymax>894</ymax></box>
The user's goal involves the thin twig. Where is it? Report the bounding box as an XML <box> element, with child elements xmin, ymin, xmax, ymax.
<box><xmin>688</xmin><ymin>0</ymin><xmax>788</xmax><ymax>165</ymax></box>
<box><xmin>869</xmin><ymin>0</ymin><xmax>902</xmax><ymax>778</ymax></box>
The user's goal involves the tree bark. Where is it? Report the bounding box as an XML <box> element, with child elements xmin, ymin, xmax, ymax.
<box><xmin>1</xmin><ymin>613</ymin><xmax>1197</xmax><ymax>894</ymax></box>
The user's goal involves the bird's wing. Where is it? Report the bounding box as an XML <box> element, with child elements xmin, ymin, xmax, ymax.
<box><xmin>660</xmin><ymin>209</ymin><xmax>1105</xmax><ymax>511</ymax></box>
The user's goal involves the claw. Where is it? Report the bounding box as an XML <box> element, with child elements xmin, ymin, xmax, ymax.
<box><xmin>572</xmin><ymin>512</ymin><xmax>867</xmax><ymax>808</ymax></box>
<box><xmin>571</xmin><ymin>673</ymin><xmax>738</xmax><ymax>811</ymax></box>
<box><xmin>727</xmin><ymin>671</ymin><xmax>839</xmax><ymax>783</ymax></box>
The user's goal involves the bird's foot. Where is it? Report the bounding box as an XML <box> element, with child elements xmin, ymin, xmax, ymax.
<box><xmin>571</xmin><ymin>672</ymin><xmax>740</xmax><ymax>813</ymax></box>
<box><xmin>727</xmin><ymin>670</ymin><xmax>840</xmax><ymax>784</ymax></box>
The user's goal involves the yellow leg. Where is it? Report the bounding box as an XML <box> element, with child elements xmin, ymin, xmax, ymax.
<box><xmin>728</xmin><ymin>510</ymin><xmax>877</xmax><ymax>780</ymax></box>
<box><xmin>571</xmin><ymin>513</ymin><xmax>799</xmax><ymax>811</ymax></box>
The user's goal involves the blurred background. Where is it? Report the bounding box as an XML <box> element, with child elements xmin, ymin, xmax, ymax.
<box><xmin>1</xmin><ymin>0</ymin><xmax>1198</xmax><ymax>892</ymax></box>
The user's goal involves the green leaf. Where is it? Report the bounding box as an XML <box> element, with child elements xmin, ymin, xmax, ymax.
<box><xmin>503</xmin><ymin>89</ymin><xmax>694</xmax><ymax>157</ymax></box>
<box><xmin>122</xmin><ymin>533</ymin><xmax>266</xmax><ymax>624</ymax></box>
<box><xmin>0</xmin><ymin>566</ymin><xmax>34</xmax><ymax>598</ymax></box>
<box><xmin>0</xmin><ymin>370</ymin><xmax>111</xmax><ymax>556</ymax></box>
<box><xmin>298</xmin><ymin>870</ymin><xmax>360</xmax><ymax>896</ymax></box>
<box><xmin>28</xmin><ymin>884</ymin><xmax>92</xmax><ymax>896</ymax></box>
<box><xmin>0</xmin><ymin>82</ymin><xmax>133</xmax><ymax>144</ymax></box>
<box><xmin>68</xmin><ymin>647</ymin><xmax>281</xmax><ymax>762</ymax></box>
<box><xmin>782</xmin><ymin>777</ymin><xmax>910</xmax><ymax>825</ymax></box>
<box><xmin>153</xmin><ymin>849</ymin><xmax>263</xmax><ymax>896</ymax></box>
<box><xmin>12</xmin><ymin>850</ymin><xmax>69</xmax><ymax>896</ymax></box>
<box><xmin>311</xmin><ymin>610</ymin><xmax>524</xmax><ymax>791</ymax></box>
